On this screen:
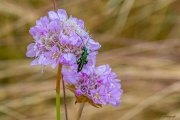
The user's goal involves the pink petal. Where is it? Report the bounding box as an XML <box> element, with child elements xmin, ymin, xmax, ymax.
<box><xmin>48</xmin><ymin>11</ymin><xmax>59</xmax><ymax>20</ymax></box>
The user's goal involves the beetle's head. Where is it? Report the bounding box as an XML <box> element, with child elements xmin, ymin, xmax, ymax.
<box><xmin>83</xmin><ymin>47</ymin><xmax>87</xmax><ymax>51</ymax></box>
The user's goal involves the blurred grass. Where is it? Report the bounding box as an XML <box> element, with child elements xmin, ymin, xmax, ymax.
<box><xmin>0</xmin><ymin>0</ymin><xmax>180</xmax><ymax>120</ymax></box>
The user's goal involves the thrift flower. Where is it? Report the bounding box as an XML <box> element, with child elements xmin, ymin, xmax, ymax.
<box><xmin>26</xmin><ymin>8</ymin><xmax>123</xmax><ymax>109</ymax></box>
<box><xmin>62</xmin><ymin>64</ymin><xmax>123</xmax><ymax>107</ymax></box>
<box><xmin>26</xmin><ymin>9</ymin><xmax>101</xmax><ymax>69</ymax></box>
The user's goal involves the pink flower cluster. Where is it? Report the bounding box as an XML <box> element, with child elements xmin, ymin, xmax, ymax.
<box><xmin>26</xmin><ymin>9</ymin><xmax>122</xmax><ymax>107</ymax></box>
<box><xmin>62</xmin><ymin>65</ymin><xmax>122</xmax><ymax>106</ymax></box>
<box><xmin>26</xmin><ymin>9</ymin><xmax>100</xmax><ymax>68</ymax></box>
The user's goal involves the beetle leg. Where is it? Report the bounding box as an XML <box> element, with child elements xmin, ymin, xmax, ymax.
<box><xmin>77</xmin><ymin>58</ymin><xmax>81</xmax><ymax>64</ymax></box>
<box><xmin>85</xmin><ymin>60</ymin><xmax>88</xmax><ymax>64</ymax></box>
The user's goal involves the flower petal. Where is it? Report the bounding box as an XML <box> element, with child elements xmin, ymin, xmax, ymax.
<box><xmin>26</xmin><ymin>43</ymin><xmax>36</xmax><ymax>57</ymax></box>
<box><xmin>60</xmin><ymin>53</ymin><xmax>76</xmax><ymax>66</ymax></box>
<box><xmin>57</xmin><ymin>9</ymin><xmax>68</xmax><ymax>21</ymax></box>
<box><xmin>48</xmin><ymin>11</ymin><xmax>59</xmax><ymax>20</ymax></box>
<box><xmin>62</xmin><ymin>66</ymin><xmax>78</xmax><ymax>84</ymax></box>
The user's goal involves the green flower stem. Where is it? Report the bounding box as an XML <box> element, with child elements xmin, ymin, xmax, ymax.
<box><xmin>56</xmin><ymin>93</ymin><xmax>60</xmax><ymax>120</ymax></box>
<box><xmin>56</xmin><ymin>64</ymin><xmax>62</xmax><ymax>120</ymax></box>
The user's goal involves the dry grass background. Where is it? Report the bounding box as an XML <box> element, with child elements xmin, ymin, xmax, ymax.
<box><xmin>0</xmin><ymin>0</ymin><xmax>180</xmax><ymax>120</ymax></box>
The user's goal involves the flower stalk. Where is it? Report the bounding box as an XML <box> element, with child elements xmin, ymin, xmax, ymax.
<box><xmin>62</xmin><ymin>79</ymin><xmax>68</xmax><ymax>120</ymax></box>
<box><xmin>53</xmin><ymin>0</ymin><xmax>57</xmax><ymax>10</ymax></box>
<box><xmin>76</xmin><ymin>103</ymin><xmax>85</xmax><ymax>120</ymax></box>
<box><xmin>56</xmin><ymin>64</ymin><xmax>62</xmax><ymax>120</ymax></box>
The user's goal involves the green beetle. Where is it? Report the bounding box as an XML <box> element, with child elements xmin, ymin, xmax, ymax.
<box><xmin>77</xmin><ymin>46</ymin><xmax>88</xmax><ymax>72</ymax></box>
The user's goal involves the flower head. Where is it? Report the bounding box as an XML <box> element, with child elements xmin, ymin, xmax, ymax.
<box><xmin>26</xmin><ymin>9</ymin><xmax>101</xmax><ymax>68</ymax></box>
<box><xmin>62</xmin><ymin>65</ymin><xmax>123</xmax><ymax>107</ymax></box>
